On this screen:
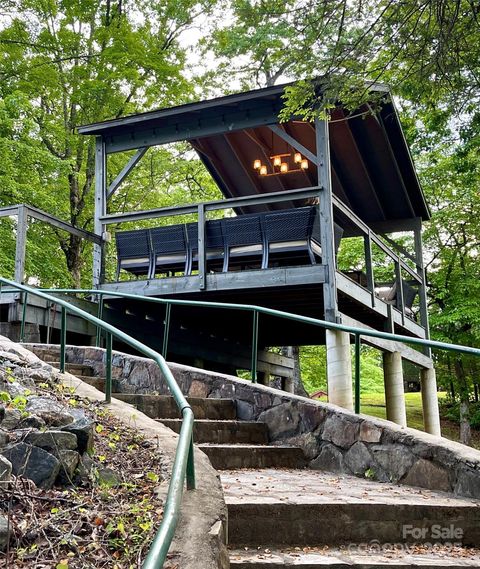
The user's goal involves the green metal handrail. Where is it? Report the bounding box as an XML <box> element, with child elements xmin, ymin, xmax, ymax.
<box><xmin>20</xmin><ymin>287</ymin><xmax>480</xmax><ymax>411</ymax></box>
<box><xmin>0</xmin><ymin>278</ymin><xmax>195</xmax><ymax>569</ymax></box>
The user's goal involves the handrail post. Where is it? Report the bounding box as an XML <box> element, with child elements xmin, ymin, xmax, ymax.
<box><xmin>354</xmin><ymin>333</ymin><xmax>361</xmax><ymax>414</ymax></box>
<box><xmin>186</xmin><ymin>431</ymin><xmax>196</xmax><ymax>490</ymax></box>
<box><xmin>163</xmin><ymin>303</ymin><xmax>171</xmax><ymax>358</ymax></box>
<box><xmin>20</xmin><ymin>292</ymin><xmax>28</xmax><ymax>342</ymax></box>
<box><xmin>251</xmin><ymin>310</ymin><xmax>259</xmax><ymax>383</ymax></box>
<box><xmin>105</xmin><ymin>332</ymin><xmax>112</xmax><ymax>404</ymax></box>
<box><xmin>96</xmin><ymin>293</ymin><xmax>104</xmax><ymax>347</ymax></box>
<box><xmin>60</xmin><ymin>307</ymin><xmax>67</xmax><ymax>373</ymax></box>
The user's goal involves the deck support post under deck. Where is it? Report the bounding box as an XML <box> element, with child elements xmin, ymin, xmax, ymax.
<box><xmin>326</xmin><ymin>329</ymin><xmax>353</xmax><ymax>410</ymax></box>
<box><xmin>383</xmin><ymin>351</ymin><xmax>407</xmax><ymax>427</ymax></box>
<box><xmin>420</xmin><ymin>368</ymin><xmax>441</xmax><ymax>436</ymax></box>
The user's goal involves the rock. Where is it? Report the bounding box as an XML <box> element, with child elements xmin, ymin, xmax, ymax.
<box><xmin>0</xmin><ymin>406</ymin><xmax>4</xmax><ymax>423</ymax></box>
<box><xmin>24</xmin><ymin>430</ymin><xmax>77</xmax><ymax>452</ymax></box>
<box><xmin>56</xmin><ymin>450</ymin><xmax>80</xmax><ymax>485</ymax></box>
<box><xmin>1</xmin><ymin>408</ymin><xmax>21</xmax><ymax>430</ymax></box>
<box><xmin>2</xmin><ymin>442</ymin><xmax>60</xmax><ymax>489</ymax></box>
<box><xmin>97</xmin><ymin>466</ymin><xmax>121</xmax><ymax>487</ymax></box>
<box><xmin>0</xmin><ymin>515</ymin><xmax>9</xmax><ymax>551</ymax></box>
<box><xmin>301</xmin><ymin>404</ymin><xmax>326</xmax><ymax>432</ymax></box>
<box><xmin>284</xmin><ymin>432</ymin><xmax>320</xmax><ymax>460</ymax></box>
<box><xmin>401</xmin><ymin>458</ymin><xmax>451</xmax><ymax>492</ymax></box>
<box><xmin>22</xmin><ymin>367</ymin><xmax>55</xmax><ymax>383</ymax></box>
<box><xmin>344</xmin><ymin>442</ymin><xmax>372</xmax><ymax>475</ymax></box>
<box><xmin>75</xmin><ymin>454</ymin><xmax>95</xmax><ymax>485</ymax></box>
<box><xmin>322</xmin><ymin>415</ymin><xmax>359</xmax><ymax>449</ymax></box>
<box><xmin>236</xmin><ymin>400</ymin><xmax>254</xmax><ymax>421</ymax></box>
<box><xmin>17</xmin><ymin>415</ymin><xmax>46</xmax><ymax>429</ymax></box>
<box><xmin>0</xmin><ymin>455</ymin><xmax>12</xmax><ymax>484</ymax></box>
<box><xmin>310</xmin><ymin>443</ymin><xmax>345</xmax><ymax>473</ymax></box>
<box><xmin>60</xmin><ymin>410</ymin><xmax>94</xmax><ymax>454</ymax></box>
<box><xmin>370</xmin><ymin>445</ymin><xmax>415</xmax><ymax>483</ymax></box>
<box><xmin>359</xmin><ymin>421</ymin><xmax>382</xmax><ymax>443</ymax></box>
<box><xmin>0</xmin><ymin>429</ymin><xmax>9</xmax><ymax>448</ymax></box>
<box><xmin>25</xmin><ymin>397</ymin><xmax>74</xmax><ymax>427</ymax></box>
<box><xmin>258</xmin><ymin>402</ymin><xmax>300</xmax><ymax>439</ymax></box>
<box><xmin>188</xmin><ymin>380</ymin><xmax>209</xmax><ymax>398</ymax></box>
<box><xmin>454</xmin><ymin>466</ymin><xmax>480</xmax><ymax>499</ymax></box>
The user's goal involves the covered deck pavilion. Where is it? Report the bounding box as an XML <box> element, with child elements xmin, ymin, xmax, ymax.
<box><xmin>78</xmin><ymin>81</ymin><xmax>441</xmax><ymax>435</ymax></box>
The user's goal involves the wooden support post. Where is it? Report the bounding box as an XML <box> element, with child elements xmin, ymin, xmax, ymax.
<box><xmin>394</xmin><ymin>257</ymin><xmax>405</xmax><ymax>325</ymax></box>
<box><xmin>14</xmin><ymin>205</ymin><xmax>28</xmax><ymax>284</ymax></box>
<box><xmin>198</xmin><ymin>203</ymin><xmax>206</xmax><ymax>290</ymax></box>
<box><xmin>93</xmin><ymin>137</ymin><xmax>107</xmax><ymax>288</ymax></box>
<box><xmin>364</xmin><ymin>231</ymin><xmax>375</xmax><ymax>307</ymax></box>
<box><xmin>414</xmin><ymin>222</ymin><xmax>431</xmax><ymax>355</ymax></box>
<box><xmin>315</xmin><ymin>118</ymin><xmax>338</xmax><ymax>323</ymax></box>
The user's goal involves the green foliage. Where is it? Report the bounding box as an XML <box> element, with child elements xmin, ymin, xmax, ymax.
<box><xmin>300</xmin><ymin>345</ymin><xmax>384</xmax><ymax>395</ymax></box>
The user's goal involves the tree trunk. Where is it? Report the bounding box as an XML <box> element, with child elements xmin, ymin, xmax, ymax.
<box><xmin>281</xmin><ymin>346</ymin><xmax>308</xmax><ymax>397</ymax></box>
<box><xmin>454</xmin><ymin>358</ymin><xmax>472</xmax><ymax>446</ymax></box>
<box><xmin>64</xmin><ymin>234</ymin><xmax>83</xmax><ymax>288</ymax></box>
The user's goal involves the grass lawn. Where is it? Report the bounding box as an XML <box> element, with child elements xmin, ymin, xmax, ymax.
<box><xmin>360</xmin><ymin>391</ymin><xmax>480</xmax><ymax>449</ymax></box>
<box><xmin>315</xmin><ymin>391</ymin><xmax>480</xmax><ymax>449</ymax></box>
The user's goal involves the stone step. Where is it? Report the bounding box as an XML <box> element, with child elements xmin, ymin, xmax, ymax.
<box><xmin>199</xmin><ymin>444</ymin><xmax>306</xmax><ymax>470</ymax></box>
<box><xmin>222</xmin><ymin>470</ymin><xmax>480</xmax><ymax>548</ymax></box>
<box><xmin>113</xmin><ymin>393</ymin><xmax>237</xmax><ymax>420</ymax></box>
<box><xmin>229</xmin><ymin>547</ymin><xmax>480</xmax><ymax>568</ymax></box>
<box><xmin>159</xmin><ymin>419</ymin><xmax>269</xmax><ymax>444</ymax></box>
<box><xmin>77</xmin><ymin>376</ymin><xmax>105</xmax><ymax>391</ymax></box>
<box><xmin>47</xmin><ymin>362</ymin><xmax>94</xmax><ymax>377</ymax></box>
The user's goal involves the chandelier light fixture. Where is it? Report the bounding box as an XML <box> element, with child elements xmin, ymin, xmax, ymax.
<box><xmin>253</xmin><ymin>151</ymin><xmax>309</xmax><ymax>176</ymax></box>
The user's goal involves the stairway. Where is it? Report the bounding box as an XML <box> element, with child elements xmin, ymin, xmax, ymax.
<box><xmin>114</xmin><ymin>393</ymin><xmax>306</xmax><ymax>470</ymax></box>
<box><xmin>28</xmin><ymin>345</ymin><xmax>480</xmax><ymax>567</ymax></box>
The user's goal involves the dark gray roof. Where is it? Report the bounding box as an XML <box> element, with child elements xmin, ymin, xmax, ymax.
<box><xmin>79</xmin><ymin>81</ymin><xmax>429</xmax><ymax>224</ymax></box>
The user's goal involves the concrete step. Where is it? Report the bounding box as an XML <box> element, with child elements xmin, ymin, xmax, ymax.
<box><xmin>222</xmin><ymin>470</ymin><xmax>480</xmax><ymax>548</ymax></box>
<box><xmin>77</xmin><ymin>376</ymin><xmax>105</xmax><ymax>391</ymax></box>
<box><xmin>113</xmin><ymin>393</ymin><xmax>237</xmax><ymax>420</ymax></box>
<box><xmin>199</xmin><ymin>444</ymin><xmax>306</xmax><ymax>470</ymax></box>
<box><xmin>47</xmin><ymin>362</ymin><xmax>94</xmax><ymax>377</ymax></box>
<box><xmin>159</xmin><ymin>419</ymin><xmax>269</xmax><ymax>444</ymax></box>
<box><xmin>229</xmin><ymin>547</ymin><xmax>480</xmax><ymax>567</ymax></box>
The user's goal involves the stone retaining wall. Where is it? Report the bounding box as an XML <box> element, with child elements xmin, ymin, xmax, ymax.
<box><xmin>28</xmin><ymin>344</ymin><xmax>480</xmax><ymax>500</ymax></box>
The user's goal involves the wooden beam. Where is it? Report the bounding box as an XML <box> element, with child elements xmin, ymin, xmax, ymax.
<box><xmin>100</xmin><ymin>265</ymin><xmax>327</xmax><ymax>297</ymax></box>
<box><xmin>100</xmin><ymin>186</ymin><xmax>321</xmax><ymax>225</ymax></box>
<box><xmin>14</xmin><ymin>205</ymin><xmax>27</xmax><ymax>284</ymax></box>
<box><xmin>339</xmin><ymin>313</ymin><xmax>433</xmax><ymax>369</ymax></box>
<box><xmin>315</xmin><ymin>118</ymin><xmax>338</xmax><ymax>322</ymax></box>
<box><xmin>93</xmin><ymin>137</ymin><xmax>106</xmax><ymax>288</ymax></box>
<box><xmin>268</xmin><ymin>124</ymin><xmax>318</xmax><ymax>165</ymax></box>
<box><xmin>107</xmin><ymin>147</ymin><xmax>148</xmax><ymax>199</ymax></box>
<box><xmin>105</xmin><ymin>103</ymin><xmax>282</xmax><ymax>154</ymax></box>
<box><xmin>25</xmin><ymin>206</ymin><xmax>101</xmax><ymax>244</ymax></box>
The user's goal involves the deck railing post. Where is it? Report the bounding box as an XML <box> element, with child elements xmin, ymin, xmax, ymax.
<box><xmin>60</xmin><ymin>307</ymin><xmax>67</xmax><ymax>373</ymax></box>
<box><xmin>105</xmin><ymin>332</ymin><xmax>112</xmax><ymax>404</ymax></box>
<box><xmin>251</xmin><ymin>310</ymin><xmax>259</xmax><ymax>382</ymax></box>
<box><xmin>163</xmin><ymin>303</ymin><xmax>171</xmax><ymax>358</ymax></box>
<box><xmin>96</xmin><ymin>294</ymin><xmax>104</xmax><ymax>347</ymax></box>
<box><xmin>354</xmin><ymin>333</ymin><xmax>361</xmax><ymax>413</ymax></box>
